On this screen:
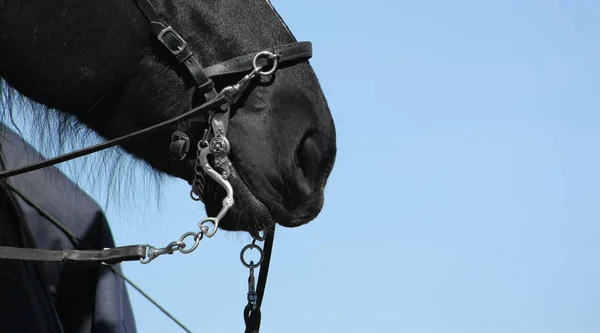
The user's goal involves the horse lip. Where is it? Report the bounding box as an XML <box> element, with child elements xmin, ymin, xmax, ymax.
<box><xmin>202</xmin><ymin>160</ymin><xmax>323</xmax><ymax>230</ymax></box>
<box><xmin>265</xmin><ymin>191</ymin><xmax>324</xmax><ymax>228</ymax></box>
<box><xmin>228</xmin><ymin>165</ymin><xmax>315</xmax><ymax>229</ymax></box>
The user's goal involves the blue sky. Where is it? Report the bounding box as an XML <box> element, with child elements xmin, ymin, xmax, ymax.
<box><xmin>7</xmin><ymin>0</ymin><xmax>600</xmax><ymax>332</ymax></box>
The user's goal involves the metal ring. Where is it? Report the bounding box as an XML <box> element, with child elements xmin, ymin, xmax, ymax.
<box><xmin>253</xmin><ymin>51</ymin><xmax>279</xmax><ymax>76</ymax></box>
<box><xmin>178</xmin><ymin>231</ymin><xmax>203</xmax><ymax>254</ymax></box>
<box><xmin>198</xmin><ymin>140</ymin><xmax>209</xmax><ymax>149</ymax></box>
<box><xmin>190</xmin><ymin>190</ymin><xmax>202</xmax><ymax>201</ymax></box>
<box><xmin>199</xmin><ymin>217</ymin><xmax>219</xmax><ymax>238</ymax></box>
<box><xmin>240</xmin><ymin>243</ymin><xmax>264</xmax><ymax>268</ymax></box>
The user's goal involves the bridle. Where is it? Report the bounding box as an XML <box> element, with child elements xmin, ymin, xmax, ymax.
<box><xmin>0</xmin><ymin>0</ymin><xmax>314</xmax><ymax>332</ymax></box>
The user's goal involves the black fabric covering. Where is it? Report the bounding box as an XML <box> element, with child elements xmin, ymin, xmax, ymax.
<box><xmin>0</xmin><ymin>124</ymin><xmax>137</xmax><ymax>333</ymax></box>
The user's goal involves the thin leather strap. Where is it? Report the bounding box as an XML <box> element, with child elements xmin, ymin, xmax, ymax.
<box><xmin>256</xmin><ymin>229</ymin><xmax>274</xmax><ymax>309</ymax></box>
<box><xmin>0</xmin><ymin>95</ymin><xmax>226</xmax><ymax>179</ymax></box>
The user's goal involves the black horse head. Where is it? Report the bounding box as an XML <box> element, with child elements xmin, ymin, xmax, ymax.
<box><xmin>0</xmin><ymin>0</ymin><xmax>336</xmax><ymax>231</ymax></box>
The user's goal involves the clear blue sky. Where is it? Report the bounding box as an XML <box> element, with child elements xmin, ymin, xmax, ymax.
<box><xmin>8</xmin><ymin>0</ymin><xmax>600</xmax><ymax>332</ymax></box>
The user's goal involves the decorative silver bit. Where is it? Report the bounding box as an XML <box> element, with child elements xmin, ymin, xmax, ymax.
<box><xmin>209</xmin><ymin>135</ymin><xmax>230</xmax><ymax>157</ymax></box>
<box><xmin>140</xmin><ymin>49</ymin><xmax>289</xmax><ymax>265</ymax></box>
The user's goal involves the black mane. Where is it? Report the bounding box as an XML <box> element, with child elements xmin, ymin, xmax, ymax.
<box><xmin>0</xmin><ymin>79</ymin><xmax>165</xmax><ymax>212</ymax></box>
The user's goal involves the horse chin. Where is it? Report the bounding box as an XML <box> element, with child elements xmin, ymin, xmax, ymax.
<box><xmin>201</xmin><ymin>164</ymin><xmax>322</xmax><ymax>232</ymax></box>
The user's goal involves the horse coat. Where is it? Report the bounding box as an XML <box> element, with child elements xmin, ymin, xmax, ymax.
<box><xmin>0</xmin><ymin>124</ymin><xmax>137</xmax><ymax>333</ymax></box>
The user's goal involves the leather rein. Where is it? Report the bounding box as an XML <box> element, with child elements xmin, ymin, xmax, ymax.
<box><xmin>0</xmin><ymin>1</ymin><xmax>313</xmax><ymax>332</ymax></box>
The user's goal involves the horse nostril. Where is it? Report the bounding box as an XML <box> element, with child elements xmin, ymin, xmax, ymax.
<box><xmin>295</xmin><ymin>132</ymin><xmax>322</xmax><ymax>195</ymax></box>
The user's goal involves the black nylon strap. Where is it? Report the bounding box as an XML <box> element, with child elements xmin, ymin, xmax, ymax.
<box><xmin>0</xmin><ymin>245</ymin><xmax>147</xmax><ymax>264</ymax></box>
<box><xmin>205</xmin><ymin>42</ymin><xmax>313</xmax><ymax>78</ymax></box>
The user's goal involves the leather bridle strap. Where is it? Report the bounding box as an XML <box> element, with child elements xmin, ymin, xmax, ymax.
<box><xmin>0</xmin><ymin>183</ymin><xmax>150</xmax><ymax>264</ymax></box>
<box><xmin>133</xmin><ymin>0</ymin><xmax>214</xmax><ymax>93</ymax></box>
<box><xmin>0</xmin><ymin>244</ymin><xmax>147</xmax><ymax>264</ymax></box>
<box><xmin>205</xmin><ymin>42</ymin><xmax>313</xmax><ymax>77</ymax></box>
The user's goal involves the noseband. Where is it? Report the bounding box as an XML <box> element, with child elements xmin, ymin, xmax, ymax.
<box><xmin>0</xmin><ymin>1</ymin><xmax>314</xmax><ymax>332</ymax></box>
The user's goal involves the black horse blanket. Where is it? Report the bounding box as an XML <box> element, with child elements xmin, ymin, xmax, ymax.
<box><xmin>0</xmin><ymin>125</ymin><xmax>137</xmax><ymax>333</ymax></box>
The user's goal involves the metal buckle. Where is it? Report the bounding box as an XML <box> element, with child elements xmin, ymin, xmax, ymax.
<box><xmin>157</xmin><ymin>26</ymin><xmax>188</xmax><ymax>56</ymax></box>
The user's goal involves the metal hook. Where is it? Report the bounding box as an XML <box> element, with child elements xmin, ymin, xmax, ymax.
<box><xmin>140</xmin><ymin>241</ymin><xmax>185</xmax><ymax>264</ymax></box>
<box><xmin>247</xmin><ymin>261</ymin><xmax>258</xmax><ymax>306</ymax></box>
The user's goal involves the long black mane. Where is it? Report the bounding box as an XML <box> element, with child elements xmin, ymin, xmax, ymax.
<box><xmin>0</xmin><ymin>79</ymin><xmax>165</xmax><ymax>211</ymax></box>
